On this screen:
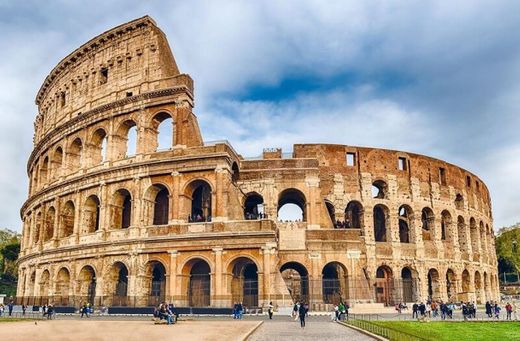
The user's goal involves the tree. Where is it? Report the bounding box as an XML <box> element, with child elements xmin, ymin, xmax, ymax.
<box><xmin>496</xmin><ymin>223</ymin><xmax>520</xmax><ymax>275</ymax></box>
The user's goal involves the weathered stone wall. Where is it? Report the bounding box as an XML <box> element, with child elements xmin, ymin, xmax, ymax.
<box><xmin>17</xmin><ymin>16</ymin><xmax>499</xmax><ymax>310</ymax></box>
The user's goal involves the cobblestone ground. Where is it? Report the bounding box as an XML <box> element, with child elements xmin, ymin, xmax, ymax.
<box><xmin>247</xmin><ymin>316</ymin><xmax>374</xmax><ymax>341</ymax></box>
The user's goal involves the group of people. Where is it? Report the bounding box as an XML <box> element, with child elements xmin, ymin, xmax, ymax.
<box><xmin>153</xmin><ymin>302</ymin><xmax>177</xmax><ymax>325</ymax></box>
<box><xmin>332</xmin><ymin>301</ymin><xmax>350</xmax><ymax>321</ymax></box>
<box><xmin>187</xmin><ymin>214</ymin><xmax>211</xmax><ymax>223</ymax></box>
<box><xmin>334</xmin><ymin>219</ymin><xmax>354</xmax><ymax>229</ymax></box>
<box><xmin>0</xmin><ymin>301</ymin><xmax>14</xmax><ymax>316</ymax></box>
<box><xmin>244</xmin><ymin>212</ymin><xmax>268</xmax><ymax>220</ymax></box>
<box><xmin>80</xmin><ymin>302</ymin><xmax>93</xmax><ymax>318</ymax></box>
<box><xmin>232</xmin><ymin>302</ymin><xmax>244</xmax><ymax>319</ymax></box>
<box><xmin>292</xmin><ymin>301</ymin><xmax>309</xmax><ymax>328</ymax></box>
<box><xmin>402</xmin><ymin>300</ymin><xmax>519</xmax><ymax>320</ymax></box>
<box><xmin>41</xmin><ymin>304</ymin><xmax>55</xmax><ymax>319</ymax></box>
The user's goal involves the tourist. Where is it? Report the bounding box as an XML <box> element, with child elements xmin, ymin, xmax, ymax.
<box><xmin>332</xmin><ymin>305</ymin><xmax>339</xmax><ymax>321</ymax></box>
<box><xmin>0</xmin><ymin>304</ymin><xmax>4</xmax><ymax>316</ymax></box>
<box><xmin>412</xmin><ymin>302</ymin><xmax>418</xmax><ymax>318</ymax></box>
<box><xmin>338</xmin><ymin>301</ymin><xmax>345</xmax><ymax>321</ymax></box>
<box><xmin>298</xmin><ymin>301</ymin><xmax>307</xmax><ymax>328</ymax></box>
<box><xmin>292</xmin><ymin>302</ymin><xmax>299</xmax><ymax>320</ymax></box>
<box><xmin>506</xmin><ymin>302</ymin><xmax>513</xmax><ymax>320</ymax></box>
<box><xmin>485</xmin><ymin>301</ymin><xmax>492</xmax><ymax>318</ymax></box>
<box><xmin>344</xmin><ymin>302</ymin><xmax>350</xmax><ymax>320</ymax></box>
<box><xmin>22</xmin><ymin>304</ymin><xmax>27</xmax><ymax>316</ymax></box>
<box><xmin>233</xmin><ymin>302</ymin><xmax>239</xmax><ymax>319</ymax></box>
<box><xmin>426</xmin><ymin>302</ymin><xmax>431</xmax><ymax>318</ymax></box>
<box><xmin>447</xmin><ymin>302</ymin><xmax>455</xmax><ymax>319</ymax></box>
<box><xmin>440</xmin><ymin>302</ymin><xmax>447</xmax><ymax>320</ymax></box>
<box><xmin>431</xmin><ymin>301</ymin><xmax>438</xmax><ymax>318</ymax></box>
<box><xmin>46</xmin><ymin>304</ymin><xmax>54</xmax><ymax>320</ymax></box>
<box><xmin>238</xmin><ymin>301</ymin><xmax>244</xmax><ymax>319</ymax></box>
<box><xmin>462</xmin><ymin>302</ymin><xmax>469</xmax><ymax>321</ymax></box>
<box><xmin>267</xmin><ymin>301</ymin><xmax>274</xmax><ymax>320</ymax></box>
<box><xmin>419</xmin><ymin>302</ymin><xmax>426</xmax><ymax>317</ymax></box>
<box><xmin>7</xmin><ymin>300</ymin><xmax>13</xmax><ymax>317</ymax></box>
<box><xmin>494</xmin><ymin>302</ymin><xmax>501</xmax><ymax>319</ymax></box>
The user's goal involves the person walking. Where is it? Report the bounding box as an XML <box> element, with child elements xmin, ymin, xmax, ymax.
<box><xmin>506</xmin><ymin>302</ymin><xmax>513</xmax><ymax>320</ymax></box>
<box><xmin>494</xmin><ymin>303</ymin><xmax>501</xmax><ymax>319</ymax></box>
<box><xmin>298</xmin><ymin>301</ymin><xmax>307</xmax><ymax>328</ymax></box>
<box><xmin>412</xmin><ymin>303</ymin><xmax>418</xmax><ymax>319</ymax></box>
<box><xmin>7</xmin><ymin>300</ymin><xmax>13</xmax><ymax>317</ymax></box>
<box><xmin>485</xmin><ymin>301</ymin><xmax>492</xmax><ymax>318</ymax></box>
<box><xmin>267</xmin><ymin>301</ymin><xmax>274</xmax><ymax>320</ymax></box>
<box><xmin>293</xmin><ymin>302</ymin><xmax>299</xmax><ymax>321</ymax></box>
<box><xmin>22</xmin><ymin>304</ymin><xmax>27</xmax><ymax>316</ymax></box>
<box><xmin>338</xmin><ymin>302</ymin><xmax>345</xmax><ymax>321</ymax></box>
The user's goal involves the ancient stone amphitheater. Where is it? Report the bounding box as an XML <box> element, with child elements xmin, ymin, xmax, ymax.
<box><xmin>17</xmin><ymin>16</ymin><xmax>499</xmax><ymax>311</ymax></box>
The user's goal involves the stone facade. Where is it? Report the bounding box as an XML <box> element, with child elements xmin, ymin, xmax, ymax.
<box><xmin>17</xmin><ymin>16</ymin><xmax>499</xmax><ymax>309</ymax></box>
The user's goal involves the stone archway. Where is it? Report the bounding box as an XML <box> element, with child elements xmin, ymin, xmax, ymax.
<box><xmin>322</xmin><ymin>262</ymin><xmax>348</xmax><ymax>305</ymax></box>
<box><xmin>427</xmin><ymin>268</ymin><xmax>441</xmax><ymax>301</ymax></box>
<box><xmin>375</xmin><ymin>266</ymin><xmax>394</xmax><ymax>306</ymax></box>
<box><xmin>446</xmin><ymin>269</ymin><xmax>457</xmax><ymax>302</ymax></box>
<box><xmin>280</xmin><ymin>262</ymin><xmax>309</xmax><ymax>303</ymax></box>
<box><xmin>146</xmin><ymin>261</ymin><xmax>166</xmax><ymax>306</ymax></box>
<box><xmin>107</xmin><ymin>262</ymin><xmax>129</xmax><ymax>306</ymax></box>
<box><xmin>229</xmin><ymin>257</ymin><xmax>259</xmax><ymax>308</ymax></box>
<box><xmin>55</xmin><ymin>267</ymin><xmax>71</xmax><ymax>305</ymax></box>
<box><xmin>77</xmin><ymin>265</ymin><xmax>96</xmax><ymax>305</ymax></box>
<box><xmin>188</xmin><ymin>259</ymin><xmax>211</xmax><ymax>307</ymax></box>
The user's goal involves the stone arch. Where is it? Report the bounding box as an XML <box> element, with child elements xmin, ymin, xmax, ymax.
<box><xmin>181</xmin><ymin>258</ymin><xmax>211</xmax><ymax>307</ymax></box>
<box><xmin>446</xmin><ymin>268</ymin><xmax>457</xmax><ymax>301</ymax></box>
<box><xmin>67</xmin><ymin>137</ymin><xmax>83</xmax><ymax>170</ymax></box>
<box><xmin>44</xmin><ymin>206</ymin><xmax>55</xmax><ymax>241</ymax></box>
<box><xmin>152</xmin><ymin>111</ymin><xmax>174</xmax><ymax>151</ymax></box>
<box><xmin>27</xmin><ymin>270</ymin><xmax>36</xmax><ymax>299</ymax></box>
<box><xmin>77</xmin><ymin>265</ymin><xmax>97</xmax><ymax>305</ymax></box>
<box><xmin>461</xmin><ymin>269</ymin><xmax>471</xmax><ymax>295</ymax></box>
<box><xmin>469</xmin><ymin>217</ymin><xmax>479</xmax><ymax>255</ymax></box>
<box><xmin>54</xmin><ymin>267</ymin><xmax>71</xmax><ymax>305</ymax></box>
<box><xmin>375</xmin><ymin>265</ymin><xmax>394</xmax><ymax>306</ymax></box>
<box><xmin>427</xmin><ymin>268</ymin><xmax>441</xmax><ymax>301</ymax></box>
<box><xmin>277</xmin><ymin>188</ymin><xmax>307</xmax><ymax>222</ymax></box>
<box><xmin>146</xmin><ymin>260</ymin><xmax>167</xmax><ymax>306</ymax></box>
<box><xmin>401</xmin><ymin>267</ymin><xmax>418</xmax><ymax>303</ymax></box>
<box><xmin>112</xmin><ymin>188</ymin><xmax>132</xmax><ymax>229</ymax></box>
<box><xmin>324</xmin><ymin>199</ymin><xmax>336</xmax><ymax>227</ymax></box>
<box><xmin>60</xmin><ymin>200</ymin><xmax>75</xmax><ymax>237</ymax></box>
<box><xmin>51</xmin><ymin>146</ymin><xmax>64</xmax><ymax>178</ymax></box>
<box><xmin>39</xmin><ymin>269</ymin><xmax>51</xmax><ymax>299</ymax></box>
<box><xmin>440</xmin><ymin>210</ymin><xmax>452</xmax><ymax>241</ymax></box>
<box><xmin>231</xmin><ymin>162</ymin><xmax>239</xmax><ymax>182</ymax></box>
<box><xmin>90</xmin><ymin>127</ymin><xmax>108</xmax><ymax>165</ymax></box>
<box><xmin>457</xmin><ymin>216</ymin><xmax>468</xmax><ymax>252</ymax></box>
<box><xmin>115</xmin><ymin>119</ymin><xmax>138</xmax><ymax>158</ymax></box>
<box><xmin>243</xmin><ymin>192</ymin><xmax>264</xmax><ymax>220</ymax></box>
<box><xmin>455</xmin><ymin>193</ymin><xmax>464</xmax><ymax>210</ymax></box>
<box><xmin>345</xmin><ymin>200</ymin><xmax>364</xmax><ymax>229</ymax></box>
<box><xmin>228</xmin><ymin>257</ymin><xmax>259</xmax><ymax>308</ymax></box>
<box><xmin>83</xmin><ymin>195</ymin><xmax>101</xmax><ymax>234</ymax></box>
<box><xmin>107</xmin><ymin>261</ymin><xmax>130</xmax><ymax>306</ymax></box>
<box><xmin>144</xmin><ymin>184</ymin><xmax>169</xmax><ymax>226</ymax></box>
<box><xmin>421</xmin><ymin>207</ymin><xmax>435</xmax><ymax>241</ymax></box>
<box><xmin>33</xmin><ymin>211</ymin><xmax>42</xmax><ymax>245</ymax></box>
<box><xmin>184</xmin><ymin>179</ymin><xmax>213</xmax><ymax>222</ymax></box>
<box><xmin>479</xmin><ymin>221</ymin><xmax>486</xmax><ymax>254</ymax></box>
<box><xmin>372</xmin><ymin>180</ymin><xmax>388</xmax><ymax>199</ymax></box>
<box><xmin>322</xmin><ymin>262</ymin><xmax>348</xmax><ymax>304</ymax></box>
<box><xmin>398</xmin><ymin>205</ymin><xmax>413</xmax><ymax>243</ymax></box>
<box><xmin>40</xmin><ymin>156</ymin><xmax>49</xmax><ymax>185</ymax></box>
<box><xmin>475</xmin><ymin>270</ymin><xmax>483</xmax><ymax>304</ymax></box>
<box><xmin>373</xmin><ymin>204</ymin><xmax>389</xmax><ymax>242</ymax></box>
<box><xmin>280</xmin><ymin>261</ymin><xmax>309</xmax><ymax>303</ymax></box>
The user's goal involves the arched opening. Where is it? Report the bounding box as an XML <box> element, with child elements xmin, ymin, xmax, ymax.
<box><xmin>148</xmin><ymin>261</ymin><xmax>166</xmax><ymax>306</ymax></box>
<box><xmin>398</xmin><ymin>205</ymin><xmax>413</xmax><ymax>243</ymax></box>
<box><xmin>441</xmin><ymin>210</ymin><xmax>451</xmax><ymax>241</ymax></box>
<box><xmin>462</xmin><ymin>269</ymin><xmax>471</xmax><ymax>297</ymax></box>
<box><xmin>34</xmin><ymin>212</ymin><xmax>42</xmax><ymax>245</ymax></box>
<box><xmin>280</xmin><ymin>262</ymin><xmax>309</xmax><ymax>303</ymax></box>
<box><xmin>455</xmin><ymin>194</ymin><xmax>464</xmax><ymax>210</ymax></box>
<box><xmin>421</xmin><ymin>207</ymin><xmax>434</xmax><ymax>241</ymax></box>
<box><xmin>470</xmin><ymin>218</ymin><xmax>479</xmax><ymax>254</ymax></box>
<box><xmin>112</xmin><ymin>189</ymin><xmax>132</xmax><ymax>229</ymax></box>
<box><xmin>153</xmin><ymin>112</ymin><xmax>173</xmax><ymax>151</ymax></box>
<box><xmin>372</xmin><ymin>180</ymin><xmax>388</xmax><ymax>199</ymax></box>
<box><xmin>475</xmin><ymin>271</ymin><xmax>483</xmax><ymax>304</ymax></box>
<box><xmin>117</xmin><ymin>120</ymin><xmax>138</xmax><ymax>158</ymax></box>
<box><xmin>231</xmin><ymin>162</ymin><xmax>239</xmax><ymax>183</ymax></box>
<box><xmin>375</xmin><ymin>266</ymin><xmax>394</xmax><ymax>306</ymax></box>
<box><xmin>479</xmin><ymin>221</ymin><xmax>486</xmax><ymax>254</ymax></box>
<box><xmin>91</xmin><ymin>128</ymin><xmax>108</xmax><ymax>164</ymax></box>
<box><xmin>483</xmin><ymin>272</ymin><xmax>489</xmax><ymax>298</ymax></box>
<box><xmin>446</xmin><ymin>269</ymin><xmax>457</xmax><ymax>301</ymax></box>
<box><xmin>68</xmin><ymin>138</ymin><xmax>82</xmax><ymax>170</ymax></box>
<box><xmin>401</xmin><ymin>267</ymin><xmax>415</xmax><ymax>302</ymax></box>
<box><xmin>28</xmin><ymin>271</ymin><xmax>36</xmax><ymax>299</ymax></box>
<box><xmin>84</xmin><ymin>195</ymin><xmax>101</xmax><ymax>234</ymax></box>
<box><xmin>44</xmin><ymin>207</ymin><xmax>55</xmax><ymax>242</ymax></box>
<box><xmin>39</xmin><ymin>270</ymin><xmax>50</xmax><ymax>300</ymax></box>
<box><xmin>189</xmin><ymin>260</ymin><xmax>211</xmax><ymax>307</ymax></box>
<box><xmin>345</xmin><ymin>201</ymin><xmax>364</xmax><ymax>229</ymax></box>
<box><xmin>324</xmin><ymin>200</ymin><xmax>336</xmax><ymax>228</ymax></box>
<box><xmin>110</xmin><ymin>262</ymin><xmax>129</xmax><ymax>306</ymax></box>
<box><xmin>322</xmin><ymin>262</ymin><xmax>348</xmax><ymax>304</ymax></box>
<box><xmin>55</xmin><ymin>267</ymin><xmax>71</xmax><ymax>305</ymax></box>
<box><xmin>277</xmin><ymin>188</ymin><xmax>306</xmax><ymax>222</ymax></box>
<box><xmin>152</xmin><ymin>185</ymin><xmax>169</xmax><ymax>225</ymax></box>
<box><xmin>427</xmin><ymin>269</ymin><xmax>441</xmax><ymax>301</ymax></box>
<box><xmin>187</xmin><ymin>180</ymin><xmax>212</xmax><ymax>222</ymax></box>
<box><xmin>61</xmin><ymin>201</ymin><xmax>75</xmax><ymax>237</ymax></box>
<box><xmin>230</xmin><ymin>257</ymin><xmax>258</xmax><ymax>308</ymax></box>
<box><xmin>243</xmin><ymin>192</ymin><xmax>264</xmax><ymax>220</ymax></box>
<box><xmin>32</xmin><ymin>163</ymin><xmax>39</xmax><ymax>191</ymax></box>
<box><xmin>40</xmin><ymin>157</ymin><xmax>49</xmax><ymax>184</ymax></box>
<box><xmin>51</xmin><ymin>147</ymin><xmax>63</xmax><ymax>178</ymax></box>
<box><xmin>457</xmin><ymin>216</ymin><xmax>468</xmax><ymax>252</ymax></box>
<box><xmin>373</xmin><ymin>205</ymin><xmax>389</xmax><ymax>242</ymax></box>
<box><xmin>78</xmin><ymin>265</ymin><xmax>96</xmax><ymax>305</ymax></box>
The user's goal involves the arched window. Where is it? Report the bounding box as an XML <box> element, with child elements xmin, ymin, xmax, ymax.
<box><xmin>78</xmin><ymin>265</ymin><xmax>96</xmax><ymax>305</ymax></box>
<box><xmin>148</xmin><ymin>261</ymin><xmax>166</xmax><ymax>306</ymax></box>
<box><xmin>372</xmin><ymin>180</ymin><xmax>388</xmax><ymax>199</ymax></box>
<box><xmin>44</xmin><ymin>207</ymin><xmax>55</xmax><ymax>242</ymax></box>
<box><xmin>55</xmin><ymin>267</ymin><xmax>70</xmax><ymax>304</ymax></box>
<box><xmin>446</xmin><ymin>269</ymin><xmax>456</xmax><ymax>299</ymax></box>
<box><xmin>427</xmin><ymin>269</ymin><xmax>441</xmax><ymax>301</ymax></box>
<box><xmin>229</xmin><ymin>257</ymin><xmax>258</xmax><ymax>308</ymax></box>
<box><xmin>470</xmin><ymin>217</ymin><xmax>479</xmax><ymax>253</ymax></box>
<box><xmin>232</xmin><ymin>162</ymin><xmax>239</xmax><ymax>182</ymax></box>
<box><xmin>115</xmin><ymin>120</ymin><xmax>138</xmax><ymax>159</ymax></box>
<box><xmin>421</xmin><ymin>207</ymin><xmax>434</xmax><ymax>241</ymax></box>
<box><xmin>51</xmin><ymin>147</ymin><xmax>63</xmax><ymax>178</ymax></box>
<box><xmin>457</xmin><ymin>216</ymin><xmax>468</xmax><ymax>251</ymax></box>
<box><xmin>373</xmin><ymin>205</ymin><xmax>388</xmax><ymax>242</ymax></box>
<box><xmin>84</xmin><ymin>195</ymin><xmax>101</xmax><ymax>233</ymax></box>
<box><xmin>345</xmin><ymin>201</ymin><xmax>364</xmax><ymax>229</ymax></box>
<box><xmin>325</xmin><ymin>200</ymin><xmax>336</xmax><ymax>228</ymax></box>
<box><xmin>34</xmin><ymin>212</ymin><xmax>42</xmax><ymax>245</ymax></box>
<box><xmin>322</xmin><ymin>262</ymin><xmax>348</xmax><ymax>304</ymax></box>
<box><xmin>68</xmin><ymin>138</ymin><xmax>82</xmax><ymax>170</ymax></box>
<box><xmin>153</xmin><ymin>185</ymin><xmax>169</xmax><ymax>225</ymax></box>
<box><xmin>186</xmin><ymin>180</ymin><xmax>212</xmax><ymax>222</ymax></box>
<box><xmin>280</xmin><ymin>262</ymin><xmax>309</xmax><ymax>303</ymax></box>
<box><xmin>398</xmin><ymin>205</ymin><xmax>413</xmax><ymax>243</ymax></box>
<box><xmin>455</xmin><ymin>194</ymin><xmax>464</xmax><ymax>210</ymax></box>
<box><xmin>113</xmin><ymin>189</ymin><xmax>132</xmax><ymax>229</ymax></box>
<box><xmin>61</xmin><ymin>201</ymin><xmax>75</xmax><ymax>237</ymax></box>
<box><xmin>440</xmin><ymin>210</ymin><xmax>451</xmax><ymax>241</ymax></box>
<box><xmin>189</xmin><ymin>260</ymin><xmax>211</xmax><ymax>307</ymax></box>
<box><xmin>401</xmin><ymin>267</ymin><xmax>415</xmax><ymax>302</ymax></box>
<box><xmin>153</xmin><ymin>112</ymin><xmax>173</xmax><ymax>151</ymax></box>
<box><xmin>91</xmin><ymin>128</ymin><xmax>108</xmax><ymax>164</ymax></box>
<box><xmin>277</xmin><ymin>188</ymin><xmax>306</xmax><ymax>222</ymax></box>
<box><xmin>375</xmin><ymin>266</ymin><xmax>393</xmax><ymax>306</ymax></box>
<box><xmin>244</xmin><ymin>192</ymin><xmax>264</xmax><ymax>220</ymax></box>
<box><xmin>40</xmin><ymin>157</ymin><xmax>49</xmax><ymax>184</ymax></box>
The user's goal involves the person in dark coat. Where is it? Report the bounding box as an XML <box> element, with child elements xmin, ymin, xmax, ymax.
<box><xmin>412</xmin><ymin>303</ymin><xmax>418</xmax><ymax>318</ymax></box>
<box><xmin>298</xmin><ymin>301</ymin><xmax>308</xmax><ymax>328</ymax></box>
<box><xmin>485</xmin><ymin>301</ymin><xmax>492</xmax><ymax>318</ymax></box>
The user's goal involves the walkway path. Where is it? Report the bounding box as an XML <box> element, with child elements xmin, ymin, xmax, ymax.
<box><xmin>247</xmin><ymin>316</ymin><xmax>374</xmax><ymax>340</ymax></box>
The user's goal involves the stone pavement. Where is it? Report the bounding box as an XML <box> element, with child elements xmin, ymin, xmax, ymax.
<box><xmin>247</xmin><ymin>316</ymin><xmax>375</xmax><ymax>341</ymax></box>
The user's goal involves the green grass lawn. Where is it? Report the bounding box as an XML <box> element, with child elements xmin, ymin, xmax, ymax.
<box><xmin>0</xmin><ymin>318</ymin><xmax>30</xmax><ymax>323</ymax></box>
<box><xmin>369</xmin><ymin>321</ymin><xmax>520</xmax><ymax>341</ymax></box>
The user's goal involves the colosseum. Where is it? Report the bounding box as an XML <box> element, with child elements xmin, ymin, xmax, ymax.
<box><xmin>17</xmin><ymin>16</ymin><xmax>499</xmax><ymax>311</ymax></box>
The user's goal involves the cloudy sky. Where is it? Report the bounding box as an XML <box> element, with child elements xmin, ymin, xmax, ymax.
<box><xmin>1</xmin><ymin>1</ymin><xmax>519</xmax><ymax>231</ymax></box>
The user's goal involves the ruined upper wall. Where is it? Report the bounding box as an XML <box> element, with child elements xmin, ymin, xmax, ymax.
<box><xmin>33</xmin><ymin>16</ymin><xmax>183</xmax><ymax>145</ymax></box>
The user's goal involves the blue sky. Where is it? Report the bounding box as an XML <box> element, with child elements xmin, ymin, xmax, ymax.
<box><xmin>1</xmin><ymin>1</ymin><xmax>519</xmax><ymax>231</ymax></box>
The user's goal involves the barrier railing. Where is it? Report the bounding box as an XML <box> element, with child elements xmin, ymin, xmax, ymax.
<box><xmin>341</xmin><ymin>315</ymin><xmax>429</xmax><ymax>341</ymax></box>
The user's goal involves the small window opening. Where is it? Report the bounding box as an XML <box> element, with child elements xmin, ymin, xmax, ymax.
<box><xmin>466</xmin><ymin>175</ymin><xmax>471</xmax><ymax>187</ymax></box>
<box><xmin>439</xmin><ymin>167</ymin><xmax>447</xmax><ymax>186</ymax></box>
<box><xmin>100</xmin><ymin>68</ymin><xmax>108</xmax><ymax>84</ymax></box>
<box><xmin>476</xmin><ymin>181</ymin><xmax>480</xmax><ymax>192</ymax></box>
<box><xmin>126</xmin><ymin>91</ymin><xmax>133</xmax><ymax>97</ymax></box>
<box><xmin>346</xmin><ymin>153</ymin><xmax>355</xmax><ymax>167</ymax></box>
<box><xmin>398</xmin><ymin>157</ymin><xmax>407</xmax><ymax>171</ymax></box>
<box><xmin>60</xmin><ymin>92</ymin><xmax>66</xmax><ymax>107</ymax></box>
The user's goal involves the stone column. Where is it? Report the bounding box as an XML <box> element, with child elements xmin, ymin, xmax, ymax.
<box><xmin>261</xmin><ymin>243</ymin><xmax>276</xmax><ymax>303</ymax></box>
<box><xmin>305</xmin><ymin>175</ymin><xmax>320</xmax><ymax>229</ymax></box>
<box><xmin>168</xmin><ymin>250</ymin><xmax>179</xmax><ymax>303</ymax></box>
<box><xmin>171</xmin><ymin>172</ymin><xmax>181</xmax><ymax>223</ymax></box>
<box><xmin>213</xmin><ymin>247</ymin><xmax>224</xmax><ymax>307</ymax></box>
<box><xmin>214</xmin><ymin>167</ymin><xmax>227</xmax><ymax>221</ymax></box>
<box><xmin>309</xmin><ymin>252</ymin><xmax>322</xmax><ymax>308</ymax></box>
<box><xmin>73</xmin><ymin>194</ymin><xmax>82</xmax><ymax>244</ymax></box>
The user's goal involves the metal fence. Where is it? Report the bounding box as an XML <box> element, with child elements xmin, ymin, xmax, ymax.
<box><xmin>341</xmin><ymin>315</ymin><xmax>428</xmax><ymax>341</ymax></box>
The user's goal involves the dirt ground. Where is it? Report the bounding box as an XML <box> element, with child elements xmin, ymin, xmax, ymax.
<box><xmin>0</xmin><ymin>319</ymin><xmax>262</xmax><ymax>341</ymax></box>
